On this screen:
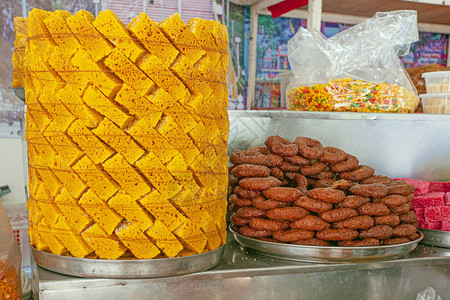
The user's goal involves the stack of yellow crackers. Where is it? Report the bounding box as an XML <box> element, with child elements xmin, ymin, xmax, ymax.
<box><xmin>12</xmin><ymin>17</ymin><xmax>27</xmax><ymax>87</ymax></box>
<box><xmin>14</xmin><ymin>8</ymin><xmax>229</xmax><ymax>259</ymax></box>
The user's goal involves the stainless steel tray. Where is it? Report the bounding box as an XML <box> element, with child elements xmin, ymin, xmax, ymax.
<box><xmin>230</xmin><ymin>226</ymin><xmax>423</xmax><ymax>263</ymax></box>
<box><xmin>420</xmin><ymin>228</ymin><xmax>450</xmax><ymax>248</ymax></box>
<box><xmin>13</xmin><ymin>87</ymin><xmax>25</xmax><ymax>102</ymax></box>
<box><xmin>32</xmin><ymin>246</ymin><xmax>224</xmax><ymax>279</ymax></box>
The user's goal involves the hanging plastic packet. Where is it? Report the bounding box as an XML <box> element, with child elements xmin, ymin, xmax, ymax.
<box><xmin>287</xmin><ymin>10</ymin><xmax>420</xmax><ymax>113</ymax></box>
<box><xmin>0</xmin><ymin>200</ymin><xmax>22</xmax><ymax>300</ymax></box>
<box><xmin>416</xmin><ymin>287</ymin><xmax>442</xmax><ymax>300</ymax></box>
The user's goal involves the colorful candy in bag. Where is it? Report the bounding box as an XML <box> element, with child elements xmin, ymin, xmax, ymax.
<box><xmin>287</xmin><ymin>11</ymin><xmax>420</xmax><ymax>113</ymax></box>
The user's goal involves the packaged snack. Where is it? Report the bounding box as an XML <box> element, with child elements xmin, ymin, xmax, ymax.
<box><xmin>287</xmin><ymin>11</ymin><xmax>420</xmax><ymax>113</ymax></box>
<box><xmin>422</xmin><ymin>71</ymin><xmax>450</xmax><ymax>93</ymax></box>
<box><xmin>0</xmin><ymin>201</ymin><xmax>22</xmax><ymax>300</ymax></box>
<box><xmin>420</xmin><ymin>93</ymin><xmax>450</xmax><ymax>114</ymax></box>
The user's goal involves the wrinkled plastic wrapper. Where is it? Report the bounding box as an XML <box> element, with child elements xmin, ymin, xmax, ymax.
<box><xmin>0</xmin><ymin>202</ymin><xmax>22</xmax><ymax>300</ymax></box>
<box><xmin>287</xmin><ymin>10</ymin><xmax>420</xmax><ymax>113</ymax></box>
<box><xmin>416</xmin><ymin>287</ymin><xmax>442</xmax><ymax>300</ymax></box>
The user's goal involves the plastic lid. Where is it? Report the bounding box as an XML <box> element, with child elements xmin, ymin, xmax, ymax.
<box><xmin>422</xmin><ymin>71</ymin><xmax>450</xmax><ymax>78</ymax></box>
<box><xmin>419</xmin><ymin>93</ymin><xmax>450</xmax><ymax>98</ymax></box>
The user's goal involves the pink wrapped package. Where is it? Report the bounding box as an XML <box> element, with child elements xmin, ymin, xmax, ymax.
<box><xmin>442</xmin><ymin>221</ymin><xmax>450</xmax><ymax>231</ymax></box>
<box><xmin>396</xmin><ymin>178</ymin><xmax>450</xmax><ymax>231</ymax></box>
<box><xmin>412</xmin><ymin>192</ymin><xmax>445</xmax><ymax>208</ymax></box>
<box><xmin>428</xmin><ymin>181</ymin><xmax>447</xmax><ymax>193</ymax></box>
<box><xmin>395</xmin><ymin>178</ymin><xmax>429</xmax><ymax>195</ymax></box>
<box><xmin>413</xmin><ymin>207</ymin><xmax>424</xmax><ymax>221</ymax></box>
<box><xmin>418</xmin><ymin>220</ymin><xmax>442</xmax><ymax>230</ymax></box>
<box><xmin>424</xmin><ymin>206</ymin><xmax>450</xmax><ymax>222</ymax></box>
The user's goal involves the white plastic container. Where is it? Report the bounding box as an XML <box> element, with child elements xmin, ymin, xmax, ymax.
<box><xmin>422</xmin><ymin>71</ymin><xmax>450</xmax><ymax>93</ymax></box>
<box><xmin>420</xmin><ymin>93</ymin><xmax>450</xmax><ymax>114</ymax></box>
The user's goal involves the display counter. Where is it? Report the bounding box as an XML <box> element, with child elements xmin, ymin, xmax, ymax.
<box><xmin>31</xmin><ymin>111</ymin><xmax>450</xmax><ymax>299</ymax></box>
<box><xmin>32</xmin><ymin>237</ymin><xmax>450</xmax><ymax>299</ymax></box>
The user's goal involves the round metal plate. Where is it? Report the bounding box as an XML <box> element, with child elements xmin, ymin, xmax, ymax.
<box><xmin>420</xmin><ymin>228</ymin><xmax>450</xmax><ymax>248</ymax></box>
<box><xmin>32</xmin><ymin>246</ymin><xmax>224</xmax><ymax>278</ymax></box>
<box><xmin>230</xmin><ymin>225</ymin><xmax>423</xmax><ymax>264</ymax></box>
<box><xmin>13</xmin><ymin>87</ymin><xmax>25</xmax><ymax>103</ymax></box>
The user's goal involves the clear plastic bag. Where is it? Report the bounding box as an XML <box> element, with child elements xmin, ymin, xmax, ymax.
<box><xmin>0</xmin><ymin>201</ymin><xmax>22</xmax><ymax>300</ymax></box>
<box><xmin>416</xmin><ymin>287</ymin><xmax>442</xmax><ymax>300</ymax></box>
<box><xmin>287</xmin><ymin>10</ymin><xmax>420</xmax><ymax>113</ymax></box>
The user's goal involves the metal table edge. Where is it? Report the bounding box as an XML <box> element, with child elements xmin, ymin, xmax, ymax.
<box><xmin>201</xmin><ymin>256</ymin><xmax>450</xmax><ymax>280</ymax></box>
<box><xmin>37</xmin><ymin>251</ymin><xmax>450</xmax><ymax>289</ymax></box>
<box><xmin>228</xmin><ymin>109</ymin><xmax>450</xmax><ymax>122</ymax></box>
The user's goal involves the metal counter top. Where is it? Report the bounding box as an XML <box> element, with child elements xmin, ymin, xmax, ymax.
<box><xmin>33</xmin><ymin>237</ymin><xmax>450</xmax><ymax>300</ymax></box>
<box><xmin>229</xmin><ymin>109</ymin><xmax>450</xmax><ymax>121</ymax></box>
<box><xmin>35</xmin><ymin>239</ymin><xmax>450</xmax><ymax>282</ymax></box>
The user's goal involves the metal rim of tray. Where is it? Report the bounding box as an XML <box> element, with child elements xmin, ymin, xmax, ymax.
<box><xmin>230</xmin><ymin>225</ymin><xmax>423</xmax><ymax>264</ymax></box>
<box><xmin>32</xmin><ymin>245</ymin><xmax>225</xmax><ymax>279</ymax></box>
<box><xmin>419</xmin><ymin>228</ymin><xmax>450</xmax><ymax>248</ymax></box>
<box><xmin>13</xmin><ymin>87</ymin><xmax>25</xmax><ymax>103</ymax></box>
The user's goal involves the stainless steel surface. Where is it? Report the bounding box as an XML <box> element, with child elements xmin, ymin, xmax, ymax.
<box><xmin>13</xmin><ymin>87</ymin><xmax>25</xmax><ymax>103</ymax></box>
<box><xmin>229</xmin><ymin>110</ymin><xmax>450</xmax><ymax>181</ymax></box>
<box><xmin>32</xmin><ymin>246</ymin><xmax>224</xmax><ymax>279</ymax></box>
<box><xmin>33</xmin><ymin>236</ymin><xmax>450</xmax><ymax>300</ymax></box>
<box><xmin>34</xmin><ymin>265</ymin><xmax>450</xmax><ymax>300</ymax></box>
<box><xmin>230</xmin><ymin>226</ymin><xmax>423</xmax><ymax>263</ymax></box>
<box><xmin>421</xmin><ymin>228</ymin><xmax>450</xmax><ymax>248</ymax></box>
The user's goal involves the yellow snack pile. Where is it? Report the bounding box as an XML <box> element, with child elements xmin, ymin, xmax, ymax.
<box><xmin>17</xmin><ymin>9</ymin><xmax>229</xmax><ymax>259</ymax></box>
<box><xmin>12</xmin><ymin>17</ymin><xmax>28</xmax><ymax>87</ymax></box>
